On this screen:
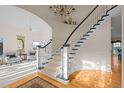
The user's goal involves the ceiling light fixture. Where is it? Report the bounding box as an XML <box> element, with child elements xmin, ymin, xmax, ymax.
<box><xmin>49</xmin><ymin>5</ymin><xmax>75</xmax><ymax>16</ymax></box>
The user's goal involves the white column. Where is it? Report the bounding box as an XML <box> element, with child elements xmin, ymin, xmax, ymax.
<box><xmin>61</xmin><ymin>45</ymin><xmax>69</xmax><ymax>80</ymax></box>
<box><xmin>59</xmin><ymin>48</ymin><xmax>64</xmax><ymax>78</ymax></box>
<box><xmin>36</xmin><ymin>46</ymin><xmax>44</xmax><ymax>69</ymax></box>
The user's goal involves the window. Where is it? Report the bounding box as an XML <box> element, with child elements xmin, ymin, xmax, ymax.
<box><xmin>113</xmin><ymin>42</ymin><xmax>121</xmax><ymax>48</ymax></box>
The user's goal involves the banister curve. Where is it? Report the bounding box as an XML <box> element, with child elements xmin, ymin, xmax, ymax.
<box><xmin>37</xmin><ymin>39</ymin><xmax>52</xmax><ymax>48</ymax></box>
<box><xmin>64</xmin><ymin>5</ymin><xmax>99</xmax><ymax>46</ymax></box>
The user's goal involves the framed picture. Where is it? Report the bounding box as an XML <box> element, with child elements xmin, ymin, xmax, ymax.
<box><xmin>17</xmin><ymin>35</ymin><xmax>25</xmax><ymax>53</ymax></box>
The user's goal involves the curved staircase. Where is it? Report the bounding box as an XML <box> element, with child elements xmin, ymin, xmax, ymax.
<box><xmin>39</xmin><ymin>5</ymin><xmax>119</xmax><ymax>84</ymax></box>
<box><xmin>65</xmin><ymin>5</ymin><xmax>119</xmax><ymax>74</ymax></box>
<box><xmin>67</xmin><ymin>6</ymin><xmax>118</xmax><ymax>62</ymax></box>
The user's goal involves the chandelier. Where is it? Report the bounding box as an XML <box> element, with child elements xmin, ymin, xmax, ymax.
<box><xmin>49</xmin><ymin>5</ymin><xmax>75</xmax><ymax>16</ymax></box>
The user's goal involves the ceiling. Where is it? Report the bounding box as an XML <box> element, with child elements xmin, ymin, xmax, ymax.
<box><xmin>17</xmin><ymin>5</ymin><xmax>95</xmax><ymax>29</ymax></box>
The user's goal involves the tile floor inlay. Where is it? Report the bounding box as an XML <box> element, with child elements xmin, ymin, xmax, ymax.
<box><xmin>19</xmin><ymin>77</ymin><xmax>57</xmax><ymax>88</ymax></box>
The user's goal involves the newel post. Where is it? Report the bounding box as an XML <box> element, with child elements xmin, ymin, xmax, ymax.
<box><xmin>58</xmin><ymin>44</ymin><xmax>69</xmax><ymax>80</ymax></box>
<box><xmin>62</xmin><ymin>44</ymin><xmax>70</xmax><ymax>80</ymax></box>
<box><xmin>36</xmin><ymin>46</ymin><xmax>44</xmax><ymax>70</ymax></box>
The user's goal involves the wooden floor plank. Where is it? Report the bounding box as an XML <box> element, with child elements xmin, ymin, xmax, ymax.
<box><xmin>37</xmin><ymin>72</ymin><xmax>75</xmax><ymax>88</ymax></box>
<box><xmin>69</xmin><ymin>54</ymin><xmax>121</xmax><ymax>88</ymax></box>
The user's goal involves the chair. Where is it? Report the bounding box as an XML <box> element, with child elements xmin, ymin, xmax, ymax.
<box><xmin>4</xmin><ymin>52</ymin><xmax>22</xmax><ymax>65</ymax></box>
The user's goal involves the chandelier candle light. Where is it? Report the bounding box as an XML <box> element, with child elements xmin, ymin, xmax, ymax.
<box><xmin>49</xmin><ymin>5</ymin><xmax>76</xmax><ymax>25</ymax></box>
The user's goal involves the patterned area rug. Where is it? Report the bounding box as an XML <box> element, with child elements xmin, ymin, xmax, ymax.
<box><xmin>19</xmin><ymin>77</ymin><xmax>57</xmax><ymax>88</ymax></box>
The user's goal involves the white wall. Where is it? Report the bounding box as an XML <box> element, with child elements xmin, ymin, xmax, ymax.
<box><xmin>70</xmin><ymin>17</ymin><xmax>111</xmax><ymax>74</ymax></box>
<box><xmin>121</xmin><ymin>6</ymin><xmax>124</xmax><ymax>88</ymax></box>
<box><xmin>0</xmin><ymin>6</ymin><xmax>52</xmax><ymax>53</ymax></box>
<box><xmin>52</xmin><ymin>22</ymin><xmax>76</xmax><ymax>53</ymax></box>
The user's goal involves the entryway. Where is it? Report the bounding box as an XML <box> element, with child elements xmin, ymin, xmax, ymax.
<box><xmin>111</xmin><ymin>12</ymin><xmax>122</xmax><ymax>87</ymax></box>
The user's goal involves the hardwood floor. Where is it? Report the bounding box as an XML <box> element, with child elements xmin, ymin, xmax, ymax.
<box><xmin>69</xmin><ymin>70</ymin><xmax>120</xmax><ymax>88</ymax></box>
<box><xmin>111</xmin><ymin>54</ymin><xmax>121</xmax><ymax>87</ymax></box>
<box><xmin>69</xmin><ymin>54</ymin><xmax>121</xmax><ymax>88</ymax></box>
<box><xmin>38</xmin><ymin>72</ymin><xmax>75</xmax><ymax>88</ymax></box>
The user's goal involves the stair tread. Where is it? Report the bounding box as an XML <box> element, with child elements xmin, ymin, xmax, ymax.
<box><xmin>43</xmin><ymin>67</ymin><xmax>60</xmax><ymax>73</ymax></box>
<box><xmin>80</xmin><ymin>38</ymin><xmax>87</xmax><ymax>40</ymax></box>
<box><xmin>69</xmin><ymin>57</ymin><xmax>74</xmax><ymax>59</ymax></box>
<box><xmin>49</xmin><ymin>61</ymin><xmax>61</xmax><ymax>65</ymax></box>
<box><xmin>45</xmin><ymin>63</ymin><xmax>61</xmax><ymax>67</ymax></box>
<box><xmin>77</xmin><ymin>41</ymin><xmax>84</xmax><ymax>43</ymax></box>
<box><xmin>75</xmin><ymin>44</ymin><xmax>81</xmax><ymax>46</ymax></box>
<box><xmin>90</xmin><ymin>27</ymin><xmax>96</xmax><ymax>29</ymax></box>
<box><xmin>102</xmin><ymin>14</ymin><xmax>109</xmax><ymax>18</ymax></box>
<box><xmin>69</xmin><ymin>53</ymin><xmax>76</xmax><ymax>54</ymax></box>
<box><xmin>87</xmin><ymin>31</ymin><xmax>93</xmax><ymax>33</ymax></box>
<box><xmin>83</xmin><ymin>34</ymin><xmax>90</xmax><ymax>37</ymax></box>
<box><xmin>97</xmin><ymin>19</ymin><xmax>105</xmax><ymax>23</ymax></box>
<box><xmin>44</xmin><ymin>65</ymin><xmax>60</xmax><ymax>69</ymax></box>
<box><xmin>93</xmin><ymin>23</ymin><xmax>100</xmax><ymax>27</ymax></box>
<box><xmin>72</xmin><ymin>49</ymin><xmax>78</xmax><ymax>50</ymax></box>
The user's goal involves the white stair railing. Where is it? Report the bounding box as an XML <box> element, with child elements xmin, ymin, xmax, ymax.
<box><xmin>36</xmin><ymin>39</ymin><xmax>52</xmax><ymax>69</ymax></box>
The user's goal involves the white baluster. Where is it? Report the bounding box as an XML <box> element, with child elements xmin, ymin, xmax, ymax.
<box><xmin>94</xmin><ymin>8</ymin><xmax>97</xmax><ymax>24</ymax></box>
<box><xmin>105</xmin><ymin>5</ymin><xmax>107</xmax><ymax>14</ymax></box>
<box><xmin>99</xmin><ymin>6</ymin><xmax>101</xmax><ymax>20</ymax></box>
<box><xmin>62</xmin><ymin>44</ymin><xmax>69</xmax><ymax>80</ymax></box>
<box><xmin>96</xmin><ymin>6</ymin><xmax>99</xmax><ymax>22</ymax></box>
<box><xmin>100</xmin><ymin>6</ymin><xmax>103</xmax><ymax>19</ymax></box>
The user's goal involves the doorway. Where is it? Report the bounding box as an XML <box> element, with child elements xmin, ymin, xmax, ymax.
<box><xmin>111</xmin><ymin>13</ymin><xmax>122</xmax><ymax>87</ymax></box>
<box><xmin>0</xmin><ymin>38</ymin><xmax>3</xmax><ymax>55</ymax></box>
